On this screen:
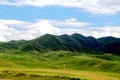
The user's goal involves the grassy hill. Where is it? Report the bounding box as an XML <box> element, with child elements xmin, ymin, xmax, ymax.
<box><xmin>0</xmin><ymin>51</ymin><xmax>120</xmax><ymax>80</ymax></box>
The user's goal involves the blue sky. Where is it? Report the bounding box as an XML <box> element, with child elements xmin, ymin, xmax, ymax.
<box><xmin>1</xmin><ymin>5</ymin><xmax>120</xmax><ymax>26</ymax></box>
<box><xmin>0</xmin><ymin>0</ymin><xmax>120</xmax><ymax>41</ymax></box>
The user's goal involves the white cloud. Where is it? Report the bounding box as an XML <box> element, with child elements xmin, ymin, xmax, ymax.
<box><xmin>36</xmin><ymin>18</ymin><xmax>91</xmax><ymax>28</ymax></box>
<box><xmin>61</xmin><ymin>26</ymin><xmax>120</xmax><ymax>38</ymax></box>
<box><xmin>29</xmin><ymin>20</ymin><xmax>61</xmax><ymax>35</ymax></box>
<box><xmin>0</xmin><ymin>23</ymin><xmax>15</xmax><ymax>42</ymax></box>
<box><xmin>0</xmin><ymin>19</ymin><xmax>120</xmax><ymax>42</ymax></box>
<box><xmin>61</xmin><ymin>28</ymin><xmax>92</xmax><ymax>36</ymax></box>
<box><xmin>91</xmin><ymin>26</ymin><xmax>120</xmax><ymax>38</ymax></box>
<box><xmin>0</xmin><ymin>19</ymin><xmax>61</xmax><ymax>42</ymax></box>
<box><xmin>0</xmin><ymin>18</ymin><xmax>91</xmax><ymax>42</ymax></box>
<box><xmin>64</xmin><ymin>18</ymin><xmax>91</xmax><ymax>27</ymax></box>
<box><xmin>0</xmin><ymin>0</ymin><xmax>120</xmax><ymax>15</ymax></box>
<box><xmin>0</xmin><ymin>19</ymin><xmax>32</xmax><ymax>29</ymax></box>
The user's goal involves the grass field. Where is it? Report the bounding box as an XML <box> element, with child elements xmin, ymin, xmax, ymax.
<box><xmin>0</xmin><ymin>51</ymin><xmax>120</xmax><ymax>80</ymax></box>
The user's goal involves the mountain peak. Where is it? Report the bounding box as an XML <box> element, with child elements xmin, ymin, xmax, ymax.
<box><xmin>0</xmin><ymin>33</ymin><xmax>120</xmax><ymax>55</ymax></box>
<box><xmin>71</xmin><ymin>33</ymin><xmax>85</xmax><ymax>38</ymax></box>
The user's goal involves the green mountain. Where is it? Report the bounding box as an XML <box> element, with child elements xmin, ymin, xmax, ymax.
<box><xmin>59</xmin><ymin>34</ymin><xmax>82</xmax><ymax>51</ymax></box>
<box><xmin>100</xmin><ymin>39</ymin><xmax>120</xmax><ymax>55</ymax></box>
<box><xmin>97</xmin><ymin>37</ymin><xmax>120</xmax><ymax>55</ymax></box>
<box><xmin>71</xmin><ymin>33</ymin><xmax>100</xmax><ymax>49</ymax></box>
<box><xmin>0</xmin><ymin>33</ymin><xmax>120</xmax><ymax>55</ymax></box>
<box><xmin>97</xmin><ymin>36</ymin><xmax>117</xmax><ymax>46</ymax></box>
<box><xmin>22</xmin><ymin>34</ymin><xmax>67</xmax><ymax>51</ymax></box>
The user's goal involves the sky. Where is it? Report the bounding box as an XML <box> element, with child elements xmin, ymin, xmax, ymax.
<box><xmin>0</xmin><ymin>0</ymin><xmax>120</xmax><ymax>42</ymax></box>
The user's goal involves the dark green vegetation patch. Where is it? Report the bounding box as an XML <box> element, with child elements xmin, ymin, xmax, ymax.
<box><xmin>0</xmin><ymin>33</ymin><xmax>120</xmax><ymax>55</ymax></box>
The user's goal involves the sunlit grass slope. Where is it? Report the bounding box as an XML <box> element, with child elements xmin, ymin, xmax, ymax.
<box><xmin>0</xmin><ymin>51</ymin><xmax>119</xmax><ymax>80</ymax></box>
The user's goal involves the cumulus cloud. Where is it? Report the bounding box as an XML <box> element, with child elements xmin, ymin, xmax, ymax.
<box><xmin>0</xmin><ymin>19</ymin><xmax>61</xmax><ymax>42</ymax></box>
<box><xmin>91</xmin><ymin>26</ymin><xmax>120</xmax><ymax>38</ymax></box>
<box><xmin>36</xmin><ymin>18</ymin><xmax>91</xmax><ymax>28</ymax></box>
<box><xmin>0</xmin><ymin>19</ymin><xmax>120</xmax><ymax>42</ymax></box>
<box><xmin>61</xmin><ymin>26</ymin><xmax>120</xmax><ymax>38</ymax></box>
<box><xmin>0</xmin><ymin>18</ymin><xmax>91</xmax><ymax>42</ymax></box>
<box><xmin>0</xmin><ymin>0</ymin><xmax>120</xmax><ymax>15</ymax></box>
<box><xmin>0</xmin><ymin>23</ymin><xmax>15</xmax><ymax>42</ymax></box>
<box><xmin>0</xmin><ymin>19</ymin><xmax>32</xmax><ymax>29</ymax></box>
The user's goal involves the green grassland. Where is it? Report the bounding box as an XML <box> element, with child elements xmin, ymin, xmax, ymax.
<box><xmin>0</xmin><ymin>51</ymin><xmax>120</xmax><ymax>80</ymax></box>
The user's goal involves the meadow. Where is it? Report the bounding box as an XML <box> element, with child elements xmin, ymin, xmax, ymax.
<box><xmin>0</xmin><ymin>51</ymin><xmax>120</xmax><ymax>80</ymax></box>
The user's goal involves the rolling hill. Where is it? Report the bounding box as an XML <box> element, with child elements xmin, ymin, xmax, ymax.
<box><xmin>0</xmin><ymin>51</ymin><xmax>120</xmax><ymax>80</ymax></box>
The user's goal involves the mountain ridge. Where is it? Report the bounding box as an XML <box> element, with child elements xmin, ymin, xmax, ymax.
<box><xmin>0</xmin><ymin>33</ymin><xmax>120</xmax><ymax>55</ymax></box>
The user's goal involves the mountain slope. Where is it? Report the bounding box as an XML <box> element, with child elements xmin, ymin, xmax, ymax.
<box><xmin>71</xmin><ymin>33</ymin><xmax>100</xmax><ymax>49</ymax></box>
<box><xmin>59</xmin><ymin>34</ymin><xmax>82</xmax><ymax>51</ymax></box>
<box><xmin>100</xmin><ymin>39</ymin><xmax>120</xmax><ymax>55</ymax></box>
<box><xmin>22</xmin><ymin>34</ymin><xmax>68</xmax><ymax>51</ymax></box>
<box><xmin>0</xmin><ymin>33</ymin><xmax>120</xmax><ymax>55</ymax></box>
<box><xmin>97</xmin><ymin>36</ymin><xmax>117</xmax><ymax>46</ymax></box>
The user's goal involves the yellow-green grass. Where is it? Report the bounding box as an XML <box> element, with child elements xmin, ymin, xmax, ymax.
<box><xmin>0</xmin><ymin>68</ymin><xmax>119</xmax><ymax>80</ymax></box>
<box><xmin>0</xmin><ymin>51</ymin><xmax>120</xmax><ymax>80</ymax></box>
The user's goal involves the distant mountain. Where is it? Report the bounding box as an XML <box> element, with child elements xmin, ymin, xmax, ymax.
<box><xmin>59</xmin><ymin>34</ymin><xmax>82</xmax><ymax>51</ymax></box>
<box><xmin>0</xmin><ymin>33</ymin><xmax>120</xmax><ymax>55</ymax></box>
<box><xmin>97</xmin><ymin>36</ymin><xmax>117</xmax><ymax>46</ymax></box>
<box><xmin>71</xmin><ymin>33</ymin><xmax>100</xmax><ymax>49</ymax></box>
<box><xmin>23</xmin><ymin>34</ymin><xmax>68</xmax><ymax>51</ymax></box>
<box><xmin>99</xmin><ymin>39</ymin><xmax>120</xmax><ymax>55</ymax></box>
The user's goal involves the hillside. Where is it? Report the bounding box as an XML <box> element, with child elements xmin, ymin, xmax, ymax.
<box><xmin>0</xmin><ymin>33</ymin><xmax>120</xmax><ymax>55</ymax></box>
<box><xmin>0</xmin><ymin>51</ymin><xmax>120</xmax><ymax>80</ymax></box>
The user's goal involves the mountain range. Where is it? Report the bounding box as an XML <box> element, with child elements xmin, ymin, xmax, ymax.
<box><xmin>0</xmin><ymin>33</ymin><xmax>120</xmax><ymax>55</ymax></box>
